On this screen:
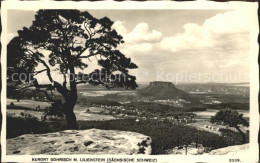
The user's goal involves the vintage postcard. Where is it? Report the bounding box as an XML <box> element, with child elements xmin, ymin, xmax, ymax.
<box><xmin>1</xmin><ymin>1</ymin><xmax>259</xmax><ymax>163</ymax></box>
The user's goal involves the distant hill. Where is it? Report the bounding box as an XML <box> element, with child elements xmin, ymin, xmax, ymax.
<box><xmin>137</xmin><ymin>81</ymin><xmax>190</xmax><ymax>100</ymax></box>
<box><xmin>177</xmin><ymin>83</ymin><xmax>249</xmax><ymax>96</ymax></box>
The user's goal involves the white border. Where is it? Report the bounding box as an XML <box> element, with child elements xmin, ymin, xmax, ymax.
<box><xmin>1</xmin><ymin>1</ymin><xmax>259</xmax><ymax>162</ymax></box>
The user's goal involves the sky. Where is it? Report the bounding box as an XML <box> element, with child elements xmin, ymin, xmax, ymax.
<box><xmin>7</xmin><ymin>9</ymin><xmax>250</xmax><ymax>84</ymax></box>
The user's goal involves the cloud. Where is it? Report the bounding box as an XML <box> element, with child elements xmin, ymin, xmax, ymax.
<box><xmin>113</xmin><ymin>21</ymin><xmax>163</xmax><ymax>44</ymax></box>
<box><xmin>113</xmin><ymin>10</ymin><xmax>249</xmax><ymax>60</ymax></box>
<box><xmin>159</xmin><ymin>10</ymin><xmax>249</xmax><ymax>53</ymax></box>
<box><xmin>112</xmin><ymin>21</ymin><xmax>128</xmax><ymax>35</ymax></box>
<box><xmin>203</xmin><ymin>10</ymin><xmax>249</xmax><ymax>34</ymax></box>
<box><xmin>112</xmin><ymin>10</ymin><xmax>250</xmax><ymax>82</ymax></box>
<box><xmin>159</xmin><ymin>23</ymin><xmax>212</xmax><ymax>52</ymax></box>
<box><xmin>113</xmin><ymin>21</ymin><xmax>163</xmax><ymax>57</ymax></box>
<box><xmin>126</xmin><ymin>23</ymin><xmax>163</xmax><ymax>43</ymax></box>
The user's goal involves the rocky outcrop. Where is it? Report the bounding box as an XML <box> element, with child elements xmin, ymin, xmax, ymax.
<box><xmin>7</xmin><ymin>129</ymin><xmax>152</xmax><ymax>155</ymax></box>
<box><xmin>166</xmin><ymin>143</ymin><xmax>249</xmax><ymax>155</ymax></box>
<box><xmin>166</xmin><ymin>143</ymin><xmax>210</xmax><ymax>155</ymax></box>
<box><xmin>149</xmin><ymin>81</ymin><xmax>175</xmax><ymax>87</ymax></box>
<box><xmin>138</xmin><ymin>81</ymin><xmax>190</xmax><ymax>100</ymax></box>
<box><xmin>206</xmin><ymin>144</ymin><xmax>249</xmax><ymax>155</ymax></box>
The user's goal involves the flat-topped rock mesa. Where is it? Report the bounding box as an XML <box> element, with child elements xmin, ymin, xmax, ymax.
<box><xmin>7</xmin><ymin>129</ymin><xmax>151</xmax><ymax>155</ymax></box>
<box><xmin>138</xmin><ymin>81</ymin><xmax>190</xmax><ymax>100</ymax></box>
<box><xmin>149</xmin><ymin>81</ymin><xmax>175</xmax><ymax>87</ymax></box>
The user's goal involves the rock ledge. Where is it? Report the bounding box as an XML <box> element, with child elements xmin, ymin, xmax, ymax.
<box><xmin>7</xmin><ymin>129</ymin><xmax>152</xmax><ymax>155</ymax></box>
<box><xmin>206</xmin><ymin>144</ymin><xmax>249</xmax><ymax>155</ymax></box>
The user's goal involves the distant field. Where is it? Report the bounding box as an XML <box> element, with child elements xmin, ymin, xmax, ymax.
<box><xmin>6</xmin><ymin>98</ymin><xmax>115</xmax><ymax>121</ymax></box>
<box><xmin>7</xmin><ymin>105</ymin><xmax>32</xmax><ymax>110</ymax></box>
<box><xmin>85</xmin><ymin>106</ymin><xmax>107</xmax><ymax>113</ymax></box>
<box><xmin>74</xmin><ymin>107</ymin><xmax>115</xmax><ymax>121</ymax></box>
<box><xmin>205</xmin><ymin>102</ymin><xmax>249</xmax><ymax>110</ymax></box>
<box><xmin>7</xmin><ymin>98</ymin><xmax>51</xmax><ymax>110</ymax></box>
<box><xmin>6</xmin><ymin>97</ymin><xmax>249</xmax><ymax>121</ymax></box>
<box><xmin>7</xmin><ymin>109</ymin><xmax>45</xmax><ymax>119</ymax></box>
<box><xmin>77</xmin><ymin>98</ymin><xmax>122</xmax><ymax>106</ymax></box>
<box><xmin>195</xmin><ymin>109</ymin><xmax>249</xmax><ymax>119</ymax></box>
<box><xmin>80</xmin><ymin>91</ymin><xmax>136</xmax><ymax>97</ymax></box>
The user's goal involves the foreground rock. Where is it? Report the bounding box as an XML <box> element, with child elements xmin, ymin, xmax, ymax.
<box><xmin>7</xmin><ymin>129</ymin><xmax>151</xmax><ymax>155</ymax></box>
<box><xmin>166</xmin><ymin>143</ymin><xmax>210</xmax><ymax>155</ymax></box>
<box><xmin>206</xmin><ymin>144</ymin><xmax>249</xmax><ymax>155</ymax></box>
<box><xmin>166</xmin><ymin>143</ymin><xmax>249</xmax><ymax>155</ymax></box>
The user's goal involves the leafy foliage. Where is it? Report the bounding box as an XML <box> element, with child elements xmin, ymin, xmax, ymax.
<box><xmin>219</xmin><ymin>128</ymin><xmax>249</xmax><ymax>144</ymax></box>
<box><xmin>8</xmin><ymin>9</ymin><xmax>138</xmax><ymax>90</ymax></box>
<box><xmin>7</xmin><ymin>10</ymin><xmax>138</xmax><ymax>128</ymax></box>
<box><xmin>211</xmin><ymin>108</ymin><xmax>249</xmax><ymax>128</ymax></box>
<box><xmin>7</xmin><ymin>116</ymin><xmax>66</xmax><ymax>138</ymax></box>
<box><xmin>211</xmin><ymin>108</ymin><xmax>249</xmax><ymax>144</ymax></box>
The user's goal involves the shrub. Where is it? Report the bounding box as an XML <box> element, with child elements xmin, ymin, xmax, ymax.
<box><xmin>219</xmin><ymin>128</ymin><xmax>249</xmax><ymax>144</ymax></box>
<box><xmin>6</xmin><ymin>116</ymin><xmax>66</xmax><ymax>138</ymax></box>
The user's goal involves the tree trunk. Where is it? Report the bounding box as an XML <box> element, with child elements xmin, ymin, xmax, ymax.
<box><xmin>64</xmin><ymin>49</ymin><xmax>78</xmax><ymax>129</ymax></box>
<box><xmin>63</xmin><ymin>101</ymin><xmax>78</xmax><ymax>129</ymax></box>
<box><xmin>235</xmin><ymin>126</ymin><xmax>246</xmax><ymax>144</ymax></box>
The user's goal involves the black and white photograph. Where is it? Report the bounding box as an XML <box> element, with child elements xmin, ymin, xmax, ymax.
<box><xmin>1</xmin><ymin>1</ymin><xmax>259</xmax><ymax>163</ymax></box>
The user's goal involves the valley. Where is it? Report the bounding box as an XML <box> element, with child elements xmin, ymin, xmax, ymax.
<box><xmin>6</xmin><ymin>81</ymin><xmax>250</xmax><ymax>155</ymax></box>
